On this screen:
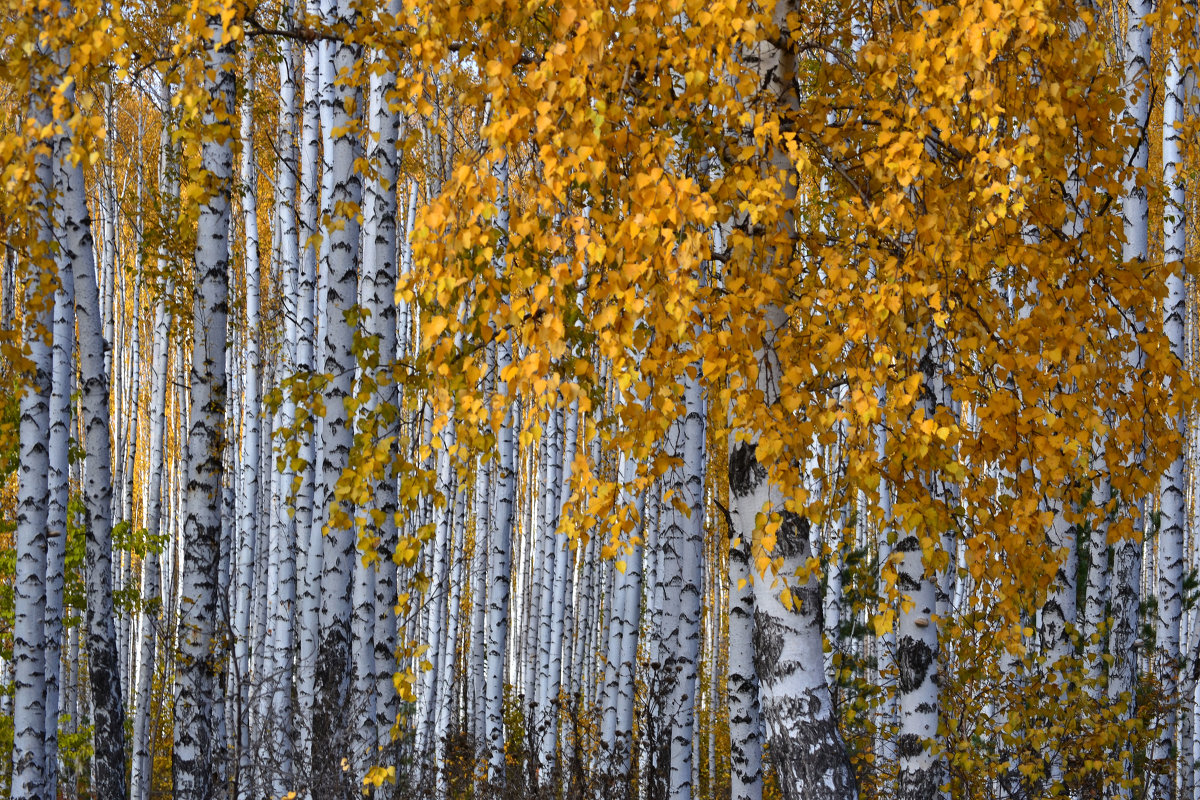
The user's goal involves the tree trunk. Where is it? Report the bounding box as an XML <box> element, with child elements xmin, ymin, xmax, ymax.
<box><xmin>485</xmin><ymin>155</ymin><xmax>516</xmax><ymax>786</ymax></box>
<box><xmin>310</xmin><ymin>0</ymin><xmax>362</xmax><ymax>791</ymax></box>
<box><xmin>294</xmin><ymin>0</ymin><xmax>322</xmax><ymax>772</ymax></box>
<box><xmin>11</xmin><ymin>89</ymin><xmax>55</xmax><ymax>800</ymax></box>
<box><xmin>58</xmin><ymin>76</ymin><xmax>128</xmax><ymax>800</ymax></box>
<box><xmin>660</xmin><ymin>368</ymin><xmax>706</xmax><ymax>800</ymax></box>
<box><xmin>233</xmin><ymin>50</ymin><xmax>262</xmax><ymax>800</ymax></box>
<box><xmin>43</xmin><ymin>152</ymin><xmax>76</xmax><ymax>800</ymax></box>
<box><xmin>1110</xmin><ymin>0</ymin><xmax>1153</xmax><ymax>795</ymax></box>
<box><xmin>727</xmin><ymin>480</ymin><xmax>763</xmax><ymax>800</ymax></box>
<box><xmin>360</xmin><ymin>18</ymin><xmax>402</xmax><ymax>760</ymax></box>
<box><xmin>173</xmin><ymin>16</ymin><xmax>235</xmax><ymax>799</ymax></box>
<box><xmin>1150</xmin><ymin>35</ymin><xmax>1188</xmax><ymax>800</ymax></box>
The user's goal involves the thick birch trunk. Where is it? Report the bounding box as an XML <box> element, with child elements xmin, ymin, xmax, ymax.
<box><xmin>310</xmin><ymin>0</ymin><xmax>362</xmax><ymax>791</ymax></box>
<box><xmin>1039</xmin><ymin>501</ymin><xmax>1076</xmax><ymax>665</ymax></box>
<box><xmin>732</xmin><ymin>1</ymin><xmax>856</xmax><ymax>793</ymax></box>
<box><xmin>1109</xmin><ymin>1</ymin><xmax>1153</xmax><ymax>796</ymax></box>
<box><xmin>731</xmin><ymin>441</ymin><xmax>854</xmax><ymax>800</ymax></box>
<box><xmin>173</xmin><ymin>18</ymin><xmax>234</xmax><ymax>800</ymax></box>
<box><xmin>1150</xmin><ymin>39</ymin><xmax>1188</xmax><ymax>800</ymax></box>
<box><xmin>11</xmin><ymin>93</ymin><xmax>54</xmax><ymax>800</ymax></box>
<box><xmin>891</xmin><ymin>345</ymin><xmax>949</xmax><ymax>800</ymax></box>
<box><xmin>361</xmin><ymin>30</ymin><xmax>402</xmax><ymax>759</ymax></box>
<box><xmin>58</xmin><ymin>81</ymin><xmax>128</xmax><ymax>800</ymax></box>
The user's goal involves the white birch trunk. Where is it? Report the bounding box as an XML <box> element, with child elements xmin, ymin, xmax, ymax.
<box><xmin>233</xmin><ymin>52</ymin><xmax>262</xmax><ymax>800</ymax></box>
<box><xmin>294</xmin><ymin>0</ymin><xmax>323</xmax><ymax>771</ymax></box>
<box><xmin>727</xmin><ymin>476</ymin><xmax>763</xmax><ymax>800</ymax></box>
<box><xmin>174</xmin><ymin>21</ymin><xmax>234</xmax><ymax>798</ymax></box>
<box><xmin>601</xmin><ymin>453</ymin><xmax>644</xmax><ymax>775</ymax></box>
<box><xmin>130</xmin><ymin>152</ymin><xmax>173</xmax><ymax>800</ymax></box>
<box><xmin>1039</xmin><ymin>501</ymin><xmax>1076</xmax><ymax>665</ymax></box>
<box><xmin>43</xmin><ymin>166</ymin><xmax>76</xmax><ymax>800</ymax></box>
<box><xmin>733</xmin><ymin>3</ymin><xmax>856</xmax><ymax>794</ymax></box>
<box><xmin>264</xmin><ymin>13</ymin><xmax>300</xmax><ymax>792</ymax></box>
<box><xmin>470</xmin><ymin>442</ymin><xmax>491</xmax><ymax>752</ymax></box>
<box><xmin>57</xmin><ymin>72</ymin><xmax>127</xmax><ymax>800</ymax></box>
<box><xmin>1109</xmin><ymin>1</ymin><xmax>1153</xmax><ymax>796</ymax></box>
<box><xmin>1150</xmin><ymin>37</ymin><xmax>1188</xmax><ymax>800</ymax></box>
<box><xmin>485</xmin><ymin>155</ymin><xmax>516</xmax><ymax>785</ymax></box>
<box><xmin>543</xmin><ymin>401</ymin><xmax>579</xmax><ymax>762</ymax></box>
<box><xmin>11</xmin><ymin>90</ymin><xmax>54</xmax><ymax>800</ymax></box>
<box><xmin>311</xmin><ymin>0</ymin><xmax>362</xmax><ymax>782</ymax></box>
<box><xmin>361</xmin><ymin>28</ymin><xmax>402</xmax><ymax>759</ymax></box>
<box><xmin>660</xmin><ymin>368</ymin><xmax>706</xmax><ymax>800</ymax></box>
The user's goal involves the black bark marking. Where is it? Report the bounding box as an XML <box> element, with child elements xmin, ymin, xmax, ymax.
<box><xmin>777</xmin><ymin>511</ymin><xmax>810</xmax><ymax>560</ymax></box>
<box><xmin>751</xmin><ymin>609</ymin><xmax>785</xmax><ymax>680</ymax></box>
<box><xmin>729</xmin><ymin>441</ymin><xmax>766</xmax><ymax>499</ymax></box>
<box><xmin>896</xmin><ymin>635</ymin><xmax>934</xmax><ymax>695</ymax></box>
<box><xmin>763</xmin><ymin>691</ymin><xmax>857</xmax><ymax>800</ymax></box>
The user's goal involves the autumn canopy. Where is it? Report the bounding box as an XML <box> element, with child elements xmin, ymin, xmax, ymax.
<box><xmin>0</xmin><ymin>0</ymin><xmax>1196</xmax><ymax>798</ymax></box>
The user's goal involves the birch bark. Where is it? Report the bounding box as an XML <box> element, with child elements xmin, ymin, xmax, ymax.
<box><xmin>1150</xmin><ymin>34</ymin><xmax>1188</xmax><ymax>799</ymax></box>
<box><xmin>58</xmin><ymin>72</ymin><xmax>128</xmax><ymax>800</ymax></box>
<box><xmin>310</xmin><ymin>0</ymin><xmax>363</xmax><ymax>790</ymax></box>
<box><xmin>173</xmin><ymin>14</ymin><xmax>234</xmax><ymax>799</ymax></box>
<box><xmin>485</xmin><ymin>155</ymin><xmax>517</xmax><ymax>785</ymax></box>
<box><xmin>660</xmin><ymin>366</ymin><xmax>706</xmax><ymax>800</ymax></box>
<box><xmin>130</xmin><ymin>191</ymin><xmax>172</xmax><ymax>800</ymax></box>
<box><xmin>267</xmin><ymin>11</ymin><xmax>301</xmax><ymax>790</ymax></box>
<box><xmin>234</xmin><ymin>51</ymin><xmax>262</xmax><ymax>800</ymax></box>
<box><xmin>727</xmin><ymin>484</ymin><xmax>763</xmax><ymax>800</ymax></box>
<box><xmin>11</xmin><ymin>88</ymin><xmax>55</xmax><ymax>800</ymax></box>
<box><xmin>43</xmin><ymin>154</ymin><xmax>76</xmax><ymax>800</ymax></box>
<box><xmin>1109</xmin><ymin>3</ymin><xmax>1154</xmax><ymax>796</ymax></box>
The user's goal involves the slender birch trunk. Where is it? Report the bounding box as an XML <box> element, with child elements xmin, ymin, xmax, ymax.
<box><xmin>660</xmin><ymin>366</ymin><xmax>706</xmax><ymax>800</ymax></box>
<box><xmin>360</xmin><ymin>29</ymin><xmax>402</xmax><ymax>759</ymax></box>
<box><xmin>233</xmin><ymin>50</ymin><xmax>262</xmax><ymax>800</ymax></box>
<box><xmin>131</xmin><ymin>291</ymin><xmax>169</xmax><ymax>800</ymax></box>
<box><xmin>727</xmin><ymin>480</ymin><xmax>763</xmax><ymax>800</ymax></box>
<box><xmin>268</xmin><ymin>13</ymin><xmax>300</xmax><ymax>789</ymax></box>
<box><xmin>600</xmin><ymin>452</ymin><xmax>644</xmax><ymax>776</ymax></box>
<box><xmin>294</xmin><ymin>0</ymin><xmax>322</xmax><ymax>769</ymax></box>
<box><xmin>485</xmin><ymin>154</ymin><xmax>516</xmax><ymax>786</ymax></box>
<box><xmin>43</xmin><ymin>150</ymin><xmax>76</xmax><ymax>800</ymax></box>
<box><xmin>131</xmin><ymin>117</ymin><xmax>174</xmax><ymax>798</ymax></box>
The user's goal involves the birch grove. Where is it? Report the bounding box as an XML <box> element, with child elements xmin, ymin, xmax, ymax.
<box><xmin>4</xmin><ymin>1</ymin><xmax>1200</xmax><ymax>800</ymax></box>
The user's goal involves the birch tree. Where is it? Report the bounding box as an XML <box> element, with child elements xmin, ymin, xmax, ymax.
<box><xmin>1152</xmin><ymin>23</ymin><xmax>1188</xmax><ymax>798</ymax></box>
<box><xmin>311</xmin><ymin>0</ymin><xmax>363</xmax><ymax>791</ymax></box>
<box><xmin>57</xmin><ymin>52</ymin><xmax>128</xmax><ymax>800</ymax></box>
<box><xmin>173</xmin><ymin>6</ymin><xmax>236</xmax><ymax>796</ymax></box>
<box><xmin>11</xmin><ymin>82</ymin><xmax>55</xmax><ymax>800</ymax></box>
